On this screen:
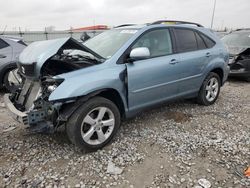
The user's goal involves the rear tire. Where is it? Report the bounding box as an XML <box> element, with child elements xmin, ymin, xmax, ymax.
<box><xmin>197</xmin><ymin>72</ymin><xmax>221</xmax><ymax>106</ymax></box>
<box><xmin>3</xmin><ymin>68</ymin><xmax>23</xmax><ymax>93</ymax></box>
<box><xmin>66</xmin><ymin>97</ymin><xmax>121</xmax><ymax>150</ymax></box>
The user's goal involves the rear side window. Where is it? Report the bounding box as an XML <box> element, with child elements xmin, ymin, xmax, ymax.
<box><xmin>0</xmin><ymin>39</ymin><xmax>9</xmax><ymax>49</ymax></box>
<box><xmin>174</xmin><ymin>29</ymin><xmax>197</xmax><ymax>53</ymax></box>
<box><xmin>195</xmin><ymin>32</ymin><xmax>207</xmax><ymax>50</ymax></box>
<box><xmin>200</xmin><ymin>33</ymin><xmax>215</xmax><ymax>48</ymax></box>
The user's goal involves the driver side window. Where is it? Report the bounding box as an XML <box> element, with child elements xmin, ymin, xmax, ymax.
<box><xmin>132</xmin><ymin>29</ymin><xmax>173</xmax><ymax>58</ymax></box>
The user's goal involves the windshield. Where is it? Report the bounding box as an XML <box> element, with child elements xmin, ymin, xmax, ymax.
<box><xmin>84</xmin><ymin>29</ymin><xmax>137</xmax><ymax>59</ymax></box>
<box><xmin>222</xmin><ymin>32</ymin><xmax>250</xmax><ymax>47</ymax></box>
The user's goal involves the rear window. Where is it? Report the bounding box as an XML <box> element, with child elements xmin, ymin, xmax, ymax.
<box><xmin>0</xmin><ymin>39</ymin><xmax>9</xmax><ymax>49</ymax></box>
<box><xmin>195</xmin><ymin>32</ymin><xmax>207</xmax><ymax>50</ymax></box>
<box><xmin>222</xmin><ymin>32</ymin><xmax>250</xmax><ymax>47</ymax></box>
<box><xmin>174</xmin><ymin>29</ymin><xmax>197</xmax><ymax>53</ymax></box>
<box><xmin>174</xmin><ymin>28</ymin><xmax>215</xmax><ymax>53</ymax></box>
<box><xmin>200</xmin><ymin>34</ymin><xmax>216</xmax><ymax>48</ymax></box>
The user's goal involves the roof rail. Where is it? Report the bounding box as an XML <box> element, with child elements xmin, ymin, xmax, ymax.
<box><xmin>114</xmin><ymin>24</ymin><xmax>136</xmax><ymax>28</ymax></box>
<box><xmin>151</xmin><ymin>20</ymin><xmax>203</xmax><ymax>27</ymax></box>
<box><xmin>235</xmin><ymin>28</ymin><xmax>250</xmax><ymax>31</ymax></box>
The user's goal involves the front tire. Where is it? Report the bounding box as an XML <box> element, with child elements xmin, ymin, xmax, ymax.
<box><xmin>197</xmin><ymin>72</ymin><xmax>221</xmax><ymax>106</ymax></box>
<box><xmin>66</xmin><ymin>97</ymin><xmax>121</xmax><ymax>150</ymax></box>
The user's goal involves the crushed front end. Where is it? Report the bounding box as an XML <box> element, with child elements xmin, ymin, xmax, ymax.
<box><xmin>4</xmin><ymin>37</ymin><xmax>103</xmax><ymax>132</ymax></box>
<box><xmin>4</xmin><ymin>77</ymin><xmax>65</xmax><ymax>132</ymax></box>
<box><xmin>227</xmin><ymin>47</ymin><xmax>250</xmax><ymax>81</ymax></box>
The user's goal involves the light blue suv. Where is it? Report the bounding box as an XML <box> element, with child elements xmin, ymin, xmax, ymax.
<box><xmin>4</xmin><ymin>21</ymin><xmax>229</xmax><ymax>150</ymax></box>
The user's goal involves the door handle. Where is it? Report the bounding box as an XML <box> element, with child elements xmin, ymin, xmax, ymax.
<box><xmin>206</xmin><ymin>52</ymin><xmax>211</xmax><ymax>57</ymax></box>
<box><xmin>169</xmin><ymin>59</ymin><xmax>178</xmax><ymax>65</ymax></box>
<box><xmin>0</xmin><ymin>54</ymin><xmax>6</xmax><ymax>58</ymax></box>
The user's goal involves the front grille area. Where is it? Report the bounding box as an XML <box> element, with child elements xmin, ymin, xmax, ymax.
<box><xmin>16</xmin><ymin>79</ymin><xmax>41</xmax><ymax>111</ymax></box>
<box><xmin>17</xmin><ymin>62</ymin><xmax>36</xmax><ymax>77</ymax></box>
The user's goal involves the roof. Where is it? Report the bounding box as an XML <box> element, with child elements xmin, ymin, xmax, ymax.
<box><xmin>114</xmin><ymin>20</ymin><xmax>204</xmax><ymax>30</ymax></box>
<box><xmin>234</xmin><ymin>28</ymin><xmax>250</xmax><ymax>32</ymax></box>
<box><xmin>150</xmin><ymin>20</ymin><xmax>203</xmax><ymax>27</ymax></box>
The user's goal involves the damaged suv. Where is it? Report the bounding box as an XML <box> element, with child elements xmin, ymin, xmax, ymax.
<box><xmin>4</xmin><ymin>21</ymin><xmax>229</xmax><ymax>150</ymax></box>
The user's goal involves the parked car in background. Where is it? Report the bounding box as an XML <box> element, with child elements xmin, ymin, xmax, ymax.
<box><xmin>4</xmin><ymin>20</ymin><xmax>229</xmax><ymax>150</ymax></box>
<box><xmin>215</xmin><ymin>31</ymin><xmax>228</xmax><ymax>39</ymax></box>
<box><xmin>0</xmin><ymin>36</ymin><xmax>26</xmax><ymax>91</ymax></box>
<box><xmin>221</xmin><ymin>29</ymin><xmax>250</xmax><ymax>81</ymax></box>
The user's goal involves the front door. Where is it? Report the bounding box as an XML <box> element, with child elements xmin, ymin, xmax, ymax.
<box><xmin>126</xmin><ymin>29</ymin><xmax>180</xmax><ymax>112</ymax></box>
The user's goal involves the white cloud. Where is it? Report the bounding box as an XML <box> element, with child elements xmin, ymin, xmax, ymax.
<box><xmin>0</xmin><ymin>0</ymin><xmax>249</xmax><ymax>31</ymax></box>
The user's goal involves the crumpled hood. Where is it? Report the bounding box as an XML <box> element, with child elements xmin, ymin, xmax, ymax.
<box><xmin>227</xmin><ymin>46</ymin><xmax>249</xmax><ymax>56</ymax></box>
<box><xmin>19</xmin><ymin>37</ymin><xmax>70</xmax><ymax>65</ymax></box>
<box><xmin>18</xmin><ymin>37</ymin><xmax>102</xmax><ymax>79</ymax></box>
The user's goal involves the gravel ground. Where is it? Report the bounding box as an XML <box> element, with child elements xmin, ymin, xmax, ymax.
<box><xmin>0</xmin><ymin>79</ymin><xmax>250</xmax><ymax>188</ymax></box>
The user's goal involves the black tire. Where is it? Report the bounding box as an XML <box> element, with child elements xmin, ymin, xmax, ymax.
<box><xmin>66</xmin><ymin>96</ymin><xmax>121</xmax><ymax>150</ymax></box>
<box><xmin>3</xmin><ymin>68</ymin><xmax>22</xmax><ymax>93</ymax></box>
<box><xmin>246</xmin><ymin>77</ymin><xmax>250</xmax><ymax>82</ymax></box>
<box><xmin>197</xmin><ymin>72</ymin><xmax>221</xmax><ymax>106</ymax></box>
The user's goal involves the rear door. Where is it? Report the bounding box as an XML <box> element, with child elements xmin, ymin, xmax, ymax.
<box><xmin>0</xmin><ymin>39</ymin><xmax>12</xmax><ymax>64</ymax></box>
<box><xmin>126</xmin><ymin>28</ymin><xmax>181</xmax><ymax>111</ymax></box>
<box><xmin>173</xmin><ymin>28</ymin><xmax>214</xmax><ymax>94</ymax></box>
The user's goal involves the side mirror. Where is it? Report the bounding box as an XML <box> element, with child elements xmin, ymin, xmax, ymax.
<box><xmin>129</xmin><ymin>47</ymin><xmax>150</xmax><ymax>61</ymax></box>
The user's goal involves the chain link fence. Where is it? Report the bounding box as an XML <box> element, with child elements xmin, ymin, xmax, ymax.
<box><xmin>2</xmin><ymin>30</ymin><xmax>104</xmax><ymax>44</ymax></box>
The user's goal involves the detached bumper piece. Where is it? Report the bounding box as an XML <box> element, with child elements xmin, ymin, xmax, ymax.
<box><xmin>4</xmin><ymin>94</ymin><xmax>54</xmax><ymax>133</ymax></box>
<box><xmin>4</xmin><ymin>94</ymin><xmax>29</xmax><ymax>125</ymax></box>
<box><xmin>4</xmin><ymin>94</ymin><xmax>46</xmax><ymax>125</ymax></box>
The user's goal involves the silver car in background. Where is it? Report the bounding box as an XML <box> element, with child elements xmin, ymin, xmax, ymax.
<box><xmin>0</xmin><ymin>35</ymin><xmax>26</xmax><ymax>92</ymax></box>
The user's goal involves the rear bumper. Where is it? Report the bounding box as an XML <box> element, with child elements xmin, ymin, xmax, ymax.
<box><xmin>4</xmin><ymin>94</ymin><xmax>29</xmax><ymax>125</ymax></box>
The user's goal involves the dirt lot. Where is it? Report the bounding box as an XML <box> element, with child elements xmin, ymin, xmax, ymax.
<box><xmin>0</xmin><ymin>79</ymin><xmax>250</xmax><ymax>188</ymax></box>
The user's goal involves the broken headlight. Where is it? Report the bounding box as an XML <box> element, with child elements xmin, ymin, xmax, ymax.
<box><xmin>48</xmin><ymin>85</ymin><xmax>58</xmax><ymax>92</ymax></box>
<box><xmin>41</xmin><ymin>77</ymin><xmax>64</xmax><ymax>98</ymax></box>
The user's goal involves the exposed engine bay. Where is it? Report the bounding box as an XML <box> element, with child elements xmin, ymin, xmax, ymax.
<box><xmin>41</xmin><ymin>49</ymin><xmax>100</xmax><ymax>77</ymax></box>
<box><xmin>228</xmin><ymin>47</ymin><xmax>250</xmax><ymax>81</ymax></box>
<box><xmin>229</xmin><ymin>48</ymin><xmax>250</xmax><ymax>71</ymax></box>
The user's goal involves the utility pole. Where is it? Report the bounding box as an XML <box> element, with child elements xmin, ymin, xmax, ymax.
<box><xmin>211</xmin><ymin>0</ymin><xmax>217</xmax><ymax>29</ymax></box>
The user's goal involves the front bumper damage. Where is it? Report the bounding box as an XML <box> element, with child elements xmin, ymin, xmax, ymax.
<box><xmin>4</xmin><ymin>80</ymin><xmax>60</xmax><ymax>132</ymax></box>
<box><xmin>4</xmin><ymin>93</ymin><xmax>55</xmax><ymax>132</ymax></box>
<box><xmin>4</xmin><ymin>94</ymin><xmax>28</xmax><ymax>125</ymax></box>
<box><xmin>227</xmin><ymin>47</ymin><xmax>250</xmax><ymax>79</ymax></box>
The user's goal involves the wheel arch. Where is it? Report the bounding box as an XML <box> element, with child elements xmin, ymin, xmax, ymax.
<box><xmin>96</xmin><ymin>89</ymin><xmax>126</xmax><ymax>118</ymax></box>
<box><xmin>58</xmin><ymin>88</ymin><xmax>127</xmax><ymax>125</ymax></box>
<box><xmin>210</xmin><ymin>67</ymin><xmax>224</xmax><ymax>85</ymax></box>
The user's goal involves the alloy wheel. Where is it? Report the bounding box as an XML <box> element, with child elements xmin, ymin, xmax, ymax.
<box><xmin>205</xmin><ymin>77</ymin><xmax>219</xmax><ymax>102</ymax></box>
<box><xmin>80</xmin><ymin>107</ymin><xmax>115</xmax><ymax>145</ymax></box>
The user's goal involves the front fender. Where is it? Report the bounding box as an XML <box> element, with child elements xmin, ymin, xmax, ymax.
<box><xmin>48</xmin><ymin>65</ymin><xmax>127</xmax><ymax>104</ymax></box>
